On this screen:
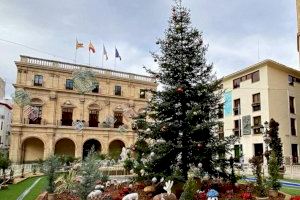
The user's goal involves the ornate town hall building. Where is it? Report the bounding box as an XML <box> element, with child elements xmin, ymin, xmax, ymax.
<box><xmin>9</xmin><ymin>55</ymin><xmax>156</xmax><ymax>163</ymax></box>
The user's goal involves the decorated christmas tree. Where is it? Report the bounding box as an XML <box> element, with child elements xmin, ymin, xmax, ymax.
<box><xmin>131</xmin><ymin>0</ymin><xmax>236</xmax><ymax>181</ymax></box>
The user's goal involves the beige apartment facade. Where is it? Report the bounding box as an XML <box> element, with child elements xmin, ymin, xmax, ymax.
<box><xmin>9</xmin><ymin>55</ymin><xmax>156</xmax><ymax>163</ymax></box>
<box><xmin>220</xmin><ymin>60</ymin><xmax>300</xmax><ymax>165</ymax></box>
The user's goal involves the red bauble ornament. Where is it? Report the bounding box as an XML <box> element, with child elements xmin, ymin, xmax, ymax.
<box><xmin>197</xmin><ymin>143</ymin><xmax>203</xmax><ymax>149</ymax></box>
<box><xmin>176</xmin><ymin>87</ymin><xmax>184</xmax><ymax>93</ymax></box>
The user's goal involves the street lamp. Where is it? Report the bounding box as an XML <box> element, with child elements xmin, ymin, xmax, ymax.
<box><xmin>260</xmin><ymin>121</ymin><xmax>271</xmax><ymax>162</ymax></box>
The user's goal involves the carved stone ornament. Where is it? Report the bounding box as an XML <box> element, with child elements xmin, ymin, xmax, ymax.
<box><xmin>49</xmin><ymin>91</ymin><xmax>57</xmax><ymax>99</ymax></box>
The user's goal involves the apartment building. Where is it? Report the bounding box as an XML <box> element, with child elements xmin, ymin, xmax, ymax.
<box><xmin>9</xmin><ymin>55</ymin><xmax>156</xmax><ymax>163</ymax></box>
<box><xmin>219</xmin><ymin>59</ymin><xmax>300</xmax><ymax>165</ymax></box>
<box><xmin>0</xmin><ymin>99</ymin><xmax>12</xmax><ymax>150</ymax></box>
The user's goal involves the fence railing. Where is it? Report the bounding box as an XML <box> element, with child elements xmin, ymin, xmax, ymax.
<box><xmin>19</xmin><ymin>55</ymin><xmax>156</xmax><ymax>83</ymax></box>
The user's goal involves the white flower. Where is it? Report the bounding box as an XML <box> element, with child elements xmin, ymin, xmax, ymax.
<box><xmin>152</xmin><ymin>177</ymin><xmax>157</xmax><ymax>183</ymax></box>
<box><xmin>160</xmin><ymin>177</ymin><xmax>164</xmax><ymax>182</ymax></box>
<box><xmin>150</xmin><ymin>152</ymin><xmax>155</xmax><ymax>157</ymax></box>
<box><xmin>198</xmin><ymin>163</ymin><xmax>203</xmax><ymax>168</ymax></box>
<box><xmin>140</xmin><ymin>169</ymin><xmax>145</xmax><ymax>176</ymax></box>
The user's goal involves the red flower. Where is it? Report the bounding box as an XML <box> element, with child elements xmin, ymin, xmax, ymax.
<box><xmin>241</xmin><ymin>192</ymin><xmax>252</xmax><ymax>199</ymax></box>
<box><xmin>291</xmin><ymin>196</ymin><xmax>300</xmax><ymax>200</ymax></box>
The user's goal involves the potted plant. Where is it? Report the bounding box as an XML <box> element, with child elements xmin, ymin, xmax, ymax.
<box><xmin>249</xmin><ymin>156</ymin><xmax>269</xmax><ymax>200</ymax></box>
<box><xmin>267</xmin><ymin>152</ymin><xmax>281</xmax><ymax>197</ymax></box>
<box><xmin>43</xmin><ymin>155</ymin><xmax>60</xmax><ymax>200</ymax></box>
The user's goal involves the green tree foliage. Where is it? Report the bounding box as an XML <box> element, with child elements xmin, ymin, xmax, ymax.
<box><xmin>268</xmin><ymin>119</ymin><xmax>283</xmax><ymax>166</ymax></box>
<box><xmin>132</xmin><ymin>0</ymin><xmax>237</xmax><ymax>181</ymax></box>
<box><xmin>0</xmin><ymin>150</ymin><xmax>11</xmax><ymax>182</ymax></box>
<box><xmin>75</xmin><ymin>151</ymin><xmax>103</xmax><ymax>200</ymax></box>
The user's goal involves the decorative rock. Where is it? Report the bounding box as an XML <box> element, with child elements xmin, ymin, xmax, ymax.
<box><xmin>144</xmin><ymin>185</ymin><xmax>156</xmax><ymax>194</ymax></box>
<box><xmin>153</xmin><ymin>193</ymin><xmax>177</xmax><ymax>200</ymax></box>
<box><xmin>122</xmin><ymin>193</ymin><xmax>138</xmax><ymax>200</ymax></box>
<box><xmin>87</xmin><ymin>190</ymin><xmax>102</xmax><ymax>200</ymax></box>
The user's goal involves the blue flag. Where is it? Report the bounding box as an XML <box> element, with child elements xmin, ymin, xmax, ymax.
<box><xmin>115</xmin><ymin>48</ymin><xmax>121</xmax><ymax>60</ymax></box>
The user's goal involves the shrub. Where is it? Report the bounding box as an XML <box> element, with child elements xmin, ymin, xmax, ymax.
<box><xmin>43</xmin><ymin>155</ymin><xmax>61</xmax><ymax>193</ymax></box>
<box><xmin>267</xmin><ymin>152</ymin><xmax>281</xmax><ymax>190</ymax></box>
<box><xmin>179</xmin><ymin>178</ymin><xmax>197</xmax><ymax>200</ymax></box>
<box><xmin>249</xmin><ymin>156</ymin><xmax>268</xmax><ymax>197</ymax></box>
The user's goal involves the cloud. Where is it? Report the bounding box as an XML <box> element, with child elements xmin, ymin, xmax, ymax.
<box><xmin>0</xmin><ymin>0</ymin><xmax>298</xmax><ymax>98</ymax></box>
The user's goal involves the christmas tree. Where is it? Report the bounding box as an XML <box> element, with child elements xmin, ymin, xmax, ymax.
<box><xmin>268</xmin><ymin>118</ymin><xmax>283</xmax><ymax>166</ymax></box>
<box><xmin>131</xmin><ymin>0</ymin><xmax>236</xmax><ymax>181</ymax></box>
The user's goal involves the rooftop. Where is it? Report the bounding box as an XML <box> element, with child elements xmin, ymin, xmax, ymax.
<box><xmin>223</xmin><ymin>59</ymin><xmax>300</xmax><ymax>81</ymax></box>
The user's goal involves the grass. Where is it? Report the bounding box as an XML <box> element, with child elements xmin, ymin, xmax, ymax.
<box><xmin>0</xmin><ymin>176</ymin><xmax>47</xmax><ymax>200</ymax></box>
<box><xmin>280</xmin><ymin>187</ymin><xmax>300</xmax><ymax>196</ymax></box>
<box><xmin>23</xmin><ymin>176</ymin><xmax>47</xmax><ymax>200</ymax></box>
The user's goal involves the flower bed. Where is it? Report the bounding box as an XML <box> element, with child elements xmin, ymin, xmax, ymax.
<box><xmin>54</xmin><ymin>181</ymin><xmax>288</xmax><ymax>200</ymax></box>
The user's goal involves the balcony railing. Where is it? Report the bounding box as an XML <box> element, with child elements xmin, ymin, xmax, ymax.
<box><xmin>19</xmin><ymin>55</ymin><xmax>156</xmax><ymax>83</ymax></box>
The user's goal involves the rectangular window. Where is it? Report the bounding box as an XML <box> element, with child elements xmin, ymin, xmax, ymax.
<box><xmin>291</xmin><ymin>118</ymin><xmax>296</xmax><ymax>136</ymax></box>
<box><xmin>233</xmin><ymin>119</ymin><xmax>241</xmax><ymax>137</ymax></box>
<box><xmin>233</xmin><ymin>99</ymin><xmax>240</xmax><ymax>115</ymax></box>
<box><xmin>234</xmin><ymin>144</ymin><xmax>243</xmax><ymax>162</ymax></box>
<box><xmin>89</xmin><ymin>110</ymin><xmax>99</xmax><ymax>127</ymax></box>
<box><xmin>114</xmin><ymin>112</ymin><xmax>123</xmax><ymax>128</ymax></box>
<box><xmin>34</xmin><ymin>75</ymin><xmax>43</xmax><ymax>86</ymax></box>
<box><xmin>217</xmin><ymin>103</ymin><xmax>224</xmax><ymax>119</ymax></box>
<box><xmin>61</xmin><ymin>108</ymin><xmax>73</xmax><ymax>126</ymax></box>
<box><xmin>66</xmin><ymin>79</ymin><xmax>73</xmax><ymax>90</ymax></box>
<box><xmin>253</xmin><ymin>116</ymin><xmax>261</xmax><ymax>134</ymax></box>
<box><xmin>289</xmin><ymin>75</ymin><xmax>295</xmax><ymax>86</ymax></box>
<box><xmin>0</xmin><ymin>121</ymin><xmax>3</xmax><ymax>130</ymax></box>
<box><xmin>115</xmin><ymin>85</ymin><xmax>122</xmax><ymax>96</ymax></box>
<box><xmin>292</xmin><ymin>144</ymin><xmax>299</xmax><ymax>164</ymax></box>
<box><xmin>233</xmin><ymin>78</ymin><xmax>240</xmax><ymax>89</ymax></box>
<box><xmin>140</xmin><ymin>89</ymin><xmax>146</xmax><ymax>99</ymax></box>
<box><xmin>252</xmin><ymin>71</ymin><xmax>260</xmax><ymax>83</ymax></box>
<box><xmin>92</xmin><ymin>83</ymin><xmax>99</xmax><ymax>93</ymax></box>
<box><xmin>252</xmin><ymin>93</ymin><xmax>261</xmax><ymax>111</ymax></box>
<box><xmin>218</xmin><ymin>123</ymin><xmax>224</xmax><ymax>139</ymax></box>
<box><xmin>254</xmin><ymin>143</ymin><xmax>263</xmax><ymax>157</ymax></box>
<box><xmin>290</xmin><ymin>96</ymin><xmax>295</xmax><ymax>114</ymax></box>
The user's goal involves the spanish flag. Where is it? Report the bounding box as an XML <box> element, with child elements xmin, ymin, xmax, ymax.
<box><xmin>76</xmin><ymin>39</ymin><xmax>84</xmax><ymax>49</ymax></box>
<box><xmin>89</xmin><ymin>41</ymin><xmax>96</xmax><ymax>53</ymax></box>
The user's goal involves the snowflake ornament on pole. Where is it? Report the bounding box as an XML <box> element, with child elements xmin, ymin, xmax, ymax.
<box><xmin>72</xmin><ymin>69</ymin><xmax>98</xmax><ymax>94</ymax></box>
<box><xmin>73</xmin><ymin>120</ymin><xmax>84</xmax><ymax>131</ymax></box>
<box><xmin>12</xmin><ymin>89</ymin><xmax>31</xmax><ymax>107</ymax></box>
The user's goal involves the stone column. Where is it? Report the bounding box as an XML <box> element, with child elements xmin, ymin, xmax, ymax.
<box><xmin>9</xmin><ymin>130</ymin><xmax>22</xmax><ymax>163</ymax></box>
<box><xmin>44</xmin><ymin>132</ymin><xmax>55</xmax><ymax>159</ymax></box>
<box><xmin>75</xmin><ymin>134</ymin><xmax>83</xmax><ymax>159</ymax></box>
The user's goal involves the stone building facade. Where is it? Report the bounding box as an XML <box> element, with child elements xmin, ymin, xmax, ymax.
<box><xmin>9</xmin><ymin>55</ymin><xmax>157</xmax><ymax>163</ymax></box>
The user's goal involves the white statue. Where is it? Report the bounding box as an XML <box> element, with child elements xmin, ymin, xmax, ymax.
<box><xmin>163</xmin><ymin>180</ymin><xmax>174</xmax><ymax>195</ymax></box>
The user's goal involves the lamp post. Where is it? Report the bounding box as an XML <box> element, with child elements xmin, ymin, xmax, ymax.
<box><xmin>260</xmin><ymin>121</ymin><xmax>271</xmax><ymax>163</ymax></box>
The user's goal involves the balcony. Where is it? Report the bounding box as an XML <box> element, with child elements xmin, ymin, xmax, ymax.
<box><xmin>252</xmin><ymin>102</ymin><xmax>261</xmax><ymax>112</ymax></box>
<box><xmin>61</xmin><ymin>119</ymin><xmax>73</xmax><ymax>126</ymax></box>
<box><xmin>252</xmin><ymin>125</ymin><xmax>262</xmax><ymax>134</ymax></box>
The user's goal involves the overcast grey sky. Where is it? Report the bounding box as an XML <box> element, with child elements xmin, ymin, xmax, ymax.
<box><xmin>0</xmin><ymin>0</ymin><xmax>298</xmax><ymax>98</ymax></box>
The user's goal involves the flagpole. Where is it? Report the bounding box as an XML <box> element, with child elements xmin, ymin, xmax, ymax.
<box><xmin>102</xmin><ymin>45</ymin><xmax>104</xmax><ymax>68</ymax></box>
<box><xmin>75</xmin><ymin>48</ymin><xmax>77</xmax><ymax>64</ymax></box>
<box><xmin>75</xmin><ymin>37</ymin><xmax>77</xmax><ymax>64</ymax></box>
<box><xmin>89</xmin><ymin>50</ymin><xmax>91</xmax><ymax>66</ymax></box>
<box><xmin>114</xmin><ymin>46</ymin><xmax>116</xmax><ymax>70</ymax></box>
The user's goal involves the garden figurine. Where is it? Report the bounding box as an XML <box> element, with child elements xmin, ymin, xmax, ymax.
<box><xmin>207</xmin><ymin>189</ymin><xmax>219</xmax><ymax>200</ymax></box>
